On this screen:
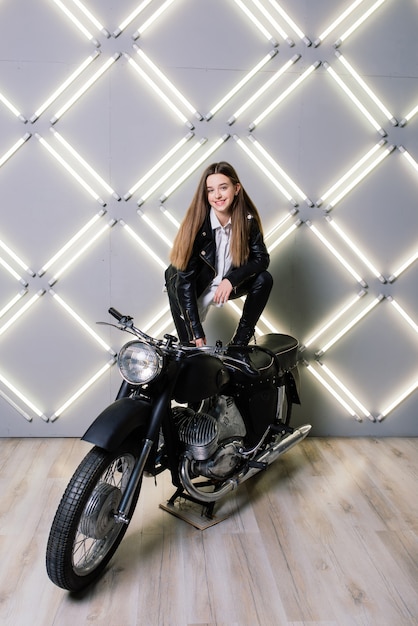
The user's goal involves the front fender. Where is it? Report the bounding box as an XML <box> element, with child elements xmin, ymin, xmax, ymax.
<box><xmin>82</xmin><ymin>397</ymin><xmax>151</xmax><ymax>451</ymax></box>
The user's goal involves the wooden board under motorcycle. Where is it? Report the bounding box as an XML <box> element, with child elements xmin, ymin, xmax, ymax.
<box><xmin>46</xmin><ymin>308</ymin><xmax>311</xmax><ymax>592</ymax></box>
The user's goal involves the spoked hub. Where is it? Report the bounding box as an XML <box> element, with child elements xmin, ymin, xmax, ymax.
<box><xmin>80</xmin><ymin>483</ymin><xmax>122</xmax><ymax>540</ymax></box>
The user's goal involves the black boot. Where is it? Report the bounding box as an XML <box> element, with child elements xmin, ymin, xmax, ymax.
<box><xmin>226</xmin><ymin>324</ymin><xmax>259</xmax><ymax>376</ymax></box>
<box><xmin>225</xmin><ymin>271</ymin><xmax>273</xmax><ymax>377</ymax></box>
<box><xmin>230</xmin><ymin>324</ymin><xmax>255</xmax><ymax>347</ymax></box>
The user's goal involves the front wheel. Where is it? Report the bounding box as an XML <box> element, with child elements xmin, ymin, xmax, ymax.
<box><xmin>46</xmin><ymin>442</ymin><xmax>142</xmax><ymax>591</ymax></box>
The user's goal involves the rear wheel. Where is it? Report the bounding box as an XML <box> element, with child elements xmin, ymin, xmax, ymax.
<box><xmin>46</xmin><ymin>441</ymin><xmax>142</xmax><ymax>591</ymax></box>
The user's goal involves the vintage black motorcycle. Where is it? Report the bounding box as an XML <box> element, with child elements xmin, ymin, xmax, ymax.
<box><xmin>46</xmin><ymin>307</ymin><xmax>311</xmax><ymax>591</ymax></box>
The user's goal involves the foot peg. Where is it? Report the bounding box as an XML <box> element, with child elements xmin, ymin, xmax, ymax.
<box><xmin>247</xmin><ymin>460</ymin><xmax>267</xmax><ymax>470</ymax></box>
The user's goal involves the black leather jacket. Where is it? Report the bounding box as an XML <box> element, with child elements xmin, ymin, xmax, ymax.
<box><xmin>165</xmin><ymin>212</ymin><xmax>270</xmax><ymax>341</ymax></box>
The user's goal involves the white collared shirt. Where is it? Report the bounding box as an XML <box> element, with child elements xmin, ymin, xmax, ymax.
<box><xmin>197</xmin><ymin>208</ymin><xmax>232</xmax><ymax>322</ymax></box>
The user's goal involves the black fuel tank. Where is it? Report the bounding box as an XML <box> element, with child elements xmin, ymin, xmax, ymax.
<box><xmin>173</xmin><ymin>352</ymin><xmax>230</xmax><ymax>403</ymax></box>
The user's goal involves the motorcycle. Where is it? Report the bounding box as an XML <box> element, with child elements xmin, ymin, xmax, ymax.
<box><xmin>46</xmin><ymin>307</ymin><xmax>311</xmax><ymax>592</ymax></box>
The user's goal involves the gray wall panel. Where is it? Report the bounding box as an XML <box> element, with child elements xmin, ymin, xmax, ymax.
<box><xmin>0</xmin><ymin>0</ymin><xmax>417</xmax><ymax>436</ymax></box>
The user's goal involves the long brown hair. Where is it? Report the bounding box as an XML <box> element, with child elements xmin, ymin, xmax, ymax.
<box><xmin>170</xmin><ymin>162</ymin><xmax>263</xmax><ymax>270</ymax></box>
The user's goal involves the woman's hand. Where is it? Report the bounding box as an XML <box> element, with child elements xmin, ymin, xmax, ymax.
<box><xmin>195</xmin><ymin>337</ymin><xmax>207</xmax><ymax>348</ymax></box>
<box><xmin>213</xmin><ymin>278</ymin><xmax>233</xmax><ymax>305</ymax></box>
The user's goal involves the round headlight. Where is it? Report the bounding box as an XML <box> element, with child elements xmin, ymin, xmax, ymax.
<box><xmin>118</xmin><ymin>341</ymin><xmax>163</xmax><ymax>385</ymax></box>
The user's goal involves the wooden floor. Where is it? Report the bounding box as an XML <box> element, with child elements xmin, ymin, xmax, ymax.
<box><xmin>1</xmin><ymin>437</ymin><xmax>417</xmax><ymax>626</ymax></box>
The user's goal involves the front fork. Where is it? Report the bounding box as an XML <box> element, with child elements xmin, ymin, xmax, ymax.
<box><xmin>113</xmin><ymin>372</ymin><xmax>178</xmax><ymax>524</ymax></box>
<box><xmin>114</xmin><ymin>439</ymin><xmax>154</xmax><ymax>524</ymax></box>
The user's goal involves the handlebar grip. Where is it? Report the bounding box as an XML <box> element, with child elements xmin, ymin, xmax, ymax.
<box><xmin>108</xmin><ymin>307</ymin><xmax>124</xmax><ymax>321</ymax></box>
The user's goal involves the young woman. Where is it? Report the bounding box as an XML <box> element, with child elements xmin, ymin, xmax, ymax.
<box><xmin>165</xmin><ymin>161</ymin><xmax>273</xmax><ymax>350</ymax></box>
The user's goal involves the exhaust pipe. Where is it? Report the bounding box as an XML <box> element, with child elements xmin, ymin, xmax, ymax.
<box><xmin>179</xmin><ymin>423</ymin><xmax>312</xmax><ymax>504</ymax></box>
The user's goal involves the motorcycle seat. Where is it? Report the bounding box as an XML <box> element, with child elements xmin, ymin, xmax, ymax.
<box><xmin>223</xmin><ymin>334</ymin><xmax>299</xmax><ymax>383</ymax></box>
<box><xmin>252</xmin><ymin>333</ymin><xmax>299</xmax><ymax>373</ymax></box>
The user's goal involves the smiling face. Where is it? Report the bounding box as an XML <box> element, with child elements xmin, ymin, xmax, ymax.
<box><xmin>206</xmin><ymin>173</ymin><xmax>240</xmax><ymax>226</ymax></box>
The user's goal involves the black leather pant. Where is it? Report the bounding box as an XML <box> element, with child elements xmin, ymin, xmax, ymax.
<box><xmin>167</xmin><ymin>270</ymin><xmax>273</xmax><ymax>344</ymax></box>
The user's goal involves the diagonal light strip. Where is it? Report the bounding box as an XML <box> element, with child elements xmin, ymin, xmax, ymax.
<box><xmin>307</xmin><ymin>221</ymin><xmax>367</xmax><ymax>287</ymax></box>
<box><xmin>267</xmin><ymin>0</ymin><xmax>311</xmax><ymax>44</ymax></box>
<box><xmin>206</xmin><ymin>50</ymin><xmax>278</xmax><ymax>120</ymax></box>
<box><xmin>326</xmin><ymin>216</ymin><xmax>386</xmax><ymax>282</ymax></box>
<box><xmin>305</xmin><ymin>361</ymin><xmax>360</xmax><ymax>419</ymax></box>
<box><xmin>249</xmin><ymin>63</ymin><xmax>320</xmax><ymax>130</ymax></box>
<box><xmin>50</xmin><ymin>0</ymin><xmax>100</xmax><ymax>46</ymax></box>
<box><xmin>0</xmin><ymin>91</ymin><xmax>27</xmax><ymax>122</ymax></box>
<box><xmin>0</xmin><ymin>239</ymin><xmax>34</xmax><ymax>276</ymax></box>
<box><xmin>317</xmin><ymin>361</ymin><xmax>374</xmax><ymax>421</ymax></box>
<box><xmin>0</xmin><ymin>290</ymin><xmax>27</xmax><ymax>319</ymax></box>
<box><xmin>400</xmin><ymin>103</ymin><xmax>418</xmax><ymax>127</ymax></box>
<box><xmin>228</xmin><ymin>55</ymin><xmax>300</xmax><ymax>125</ymax></box>
<box><xmin>399</xmin><ymin>145</ymin><xmax>418</xmax><ymax>177</ymax></box>
<box><xmin>0</xmin><ymin>371</ymin><xmax>47</xmax><ymax>421</ymax></box>
<box><xmin>388</xmin><ymin>297</ymin><xmax>418</xmax><ymax>335</ymax></box>
<box><xmin>36</xmin><ymin>134</ymin><xmax>106</xmax><ymax>205</ymax></box>
<box><xmin>153</xmin><ymin>318</ymin><xmax>176</xmax><ymax>339</ymax></box>
<box><xmin>235</xmin><ymin>135</ymin><xmax>297</xmax><ymax>204</ymax></box>
<box><xmin>248</xmin><ymin>0</ymin><xmax>294</xmax><ymax>44</ymax></box>
<box><xmin>233</xmin><ymin>0</ymin><xmax>278</xmax><ymax>45</ymax></box>
<box><xmin>0</xmin><ymin>290</ymin><xmax>45</xmax><ymax>339</ymax></box>
<box><xmin>265</xmin><ymin>211</ymin><xmax>296</xmax><ymax>241</ymax></box>
<box><xmin>0</xmin><ymin>255</ymin><xmax>28</xmax><ymax>287</ymax></box>
<box><xmin>335</xmin><ymin>0</ymin><xmax>386</xmax><ymax>47</ymax></box>
<box><xmin>38</xmin><ymin>210</ymin><xmax>106</xmax><ymax>276</ymax></box>
<box><xmin>48</xmin><ymin>220</ymin><xmax>116</xmax><ymax>286</ymax></box>
<box><xmin>142</xmin><ymin>304</ymin><xmax>171</xmax><ymax>333</ymax></box>
<box><xmin>255</xmin><ymin>312</ymin><xmax>280</xmax><ymax>334</ymax></box>
<box><xmin>313</xmin><ymin>0</ymin><xmax>366</xmax><ymax>46</ymax></box>
<box><xmin>267</xmin><ymin>220</ymin><xmax>301</xmax><ymax>253</ymax></box>
<box><xmin>335</xmin><ymin>52</ymin><xmax>397</xmax><ymax>125</ymax></box>
<box><xmin>134</xmin><ymin>45</ymin><xmax>202</xmax><ymax>119</ymax></box>
<box><xmin>388</xmin><ymin>247</ymin><xmax>418</xmax><ymax>283</ymax></box>
<box><xmin>302</xmin><ymin>290</ymin><xmax>367</xmax><ymax>349</ymax></box>
<box><xmin>120</xmin><ymin>221</ymin><xmax>167</xmax><ymax>269</ymax></box>
<box><xmin>51</xmin><ymin>54</ymin><xmax>120</xmax><ymax>123</ymax></box>
<box><xmin>324</xmin><ymin>63</ymin><xmax>386</xmax><ymax>135</ymax></box>
<box><xmin>161</xmin><ymin>207</ymin><xmax>181</xmax><ymax>229</ymax></box>
<box><xmin>139</xmin><ymin>138</ymin><xmax>206</xmax><ymax>205</ymax></box>
<box><xmin>249</xmin><ymin>136</ymin><xmax>313</xmax><ymax>205</ymax></box>
<box><xmin>51</xmin><ymin>359</ymin><xmax>115</xmax><ymax>421</ymax></box>
<box><xmin>125</xmin><ymin>53</ymin><xmax>192</xmax><ymax>127</ymax></box>
<box><xmin>50</xmin><ymin>290</ymin><xmax>116</xmax><ymax>354</ymax></box>
<box><xmin>133</xmin><ymin>0</ymin><xmax>177</xmax><ymax>38</ymax></box>
<box><xmin>316</xmin><ymin>295</ymin><xmax>384</xmax><ymax>356</ymax></box>
<box><xmin>125</xmin><ymin>133</ymin><xmax>194</xmax><ymax>200</ymax></box>
<box><xmin>324</xmin><ymin>145</ymin><xmax>394</xmax><ymax>210</ymax></box>
<box><xmin>377</xmin><ymin>377</ymin><xmax>418</xmax><ymax>422</ymax></box>
<box><xmin>0</xmin><ymin>388</ymin><xmax>33</xmax><ymax>422</ymax></box>
<box><xmin>316</xmin><ymin>140</ymin><xmax>386</xmax><ymax>206</ymax></box>
<box><xmin>69</xmin><ymin>0</ymin><xmax>110</xmax><ymax>36</ymax></box>
<box><xmin>51</xmin><ymin>129</ymin><xmax>120</xmax><ymax>199</ymax></box>
<box><xmin>114</xmin><ymin>0</ymin><xmax>153</xmax><ymax>36</ymax></box>
<box><xmin>0</xmin><ymin>133</ymin><xmax>31</xmax><ymax>168</ymax></box>
<box><xmin>30</xmin><ymin>52</ymin><xmax>100</xmax><ymax>122</ymax></box>
<box><xmin>160</xmin><ymin>135</ymin><xmax>230</xmax><ymax>202</ymax></box>
<box><xmin>137</xmin><ymin>210</ymin><xmax>173</xmax><ymax>247</ymax></box>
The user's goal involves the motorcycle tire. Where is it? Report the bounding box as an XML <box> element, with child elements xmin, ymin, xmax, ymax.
<box><xmin>46</xmin><ymin>440</ymin><xmax>143</xmax><ymax>592</ymax></box>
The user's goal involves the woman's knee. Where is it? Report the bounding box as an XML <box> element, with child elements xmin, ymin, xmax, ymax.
<box><xmin>255</xmin><ymin>270</ymin><xmax>273</xmax><ymax>292</ymax></box>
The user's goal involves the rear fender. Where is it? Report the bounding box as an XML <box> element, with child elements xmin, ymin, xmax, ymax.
<box><xmin>82</xmin><ymin>397</ymin><xmax>151</xmax><ymax>451</ymax></box>
<box><xmin>284</xmin><ymin>367</ymin><xmax>301</xmax><ymax>404</ymax></box>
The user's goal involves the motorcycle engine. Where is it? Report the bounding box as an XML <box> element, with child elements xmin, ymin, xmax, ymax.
<box><xmin>174</xmin><ymin>407</ymin><xmax>218</xmax><ymax>461</ymax></box>
<box><xmin>174</xmin><ymin>396</ymin><xmax>246</xmax><ymax>479</ymax></box>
